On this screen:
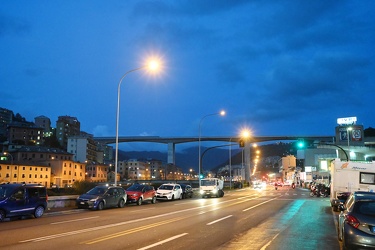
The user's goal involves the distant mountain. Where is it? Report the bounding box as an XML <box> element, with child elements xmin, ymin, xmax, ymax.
<box><xmin>118</xmin><ymin>146</ymin><xmax>230</xmax><ymax>173</ymax></box>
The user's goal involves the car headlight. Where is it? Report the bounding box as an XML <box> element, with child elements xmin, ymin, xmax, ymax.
<box><xmin>212</xmin><ymin>190</ymin><xmax>218</xmax><ymax>193</ymax></box>
<box><xmin>89</xmin><ymin>198</ymin><xmax>98</xmax><ymax>202</ymax></box>
<box><xmin>199</xmin><ymin>190</ymin><xmax>204</xmax><ymax>194</ymax></box>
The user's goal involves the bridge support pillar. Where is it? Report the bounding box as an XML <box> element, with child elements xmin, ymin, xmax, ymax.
<box><xmin>167</xmin><ymin>142</ymin><xmax>175</xmax><ymax>165</ymax></box>
<box><xmin>244</xmin><ymin>142</ymin><xmax>251</xmax><ymax>185</ymax></box>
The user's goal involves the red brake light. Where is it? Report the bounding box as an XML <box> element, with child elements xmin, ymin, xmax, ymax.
<box><xmin>346</xmin><ymin>214</ymin><xmax>360</xmax><ymax>228</ymax></box>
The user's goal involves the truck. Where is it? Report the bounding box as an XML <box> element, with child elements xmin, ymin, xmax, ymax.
<box><xmin>200</xmin><ymin>178</ymin><xmax>224</xmax><ymax>198</ymax></box>
<box><xmin>330</xmin><ymin>158</ymin><xmax>375</xmax><ymax>211</ymax></box>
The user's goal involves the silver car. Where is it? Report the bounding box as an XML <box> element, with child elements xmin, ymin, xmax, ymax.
<box><xmin>338</xmin><ymin>191</ymin><xmax>375</xmax><ymax>249</ymax></box>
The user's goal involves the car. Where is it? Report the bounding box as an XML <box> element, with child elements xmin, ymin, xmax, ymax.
<box><xmin>180</xmin><ymin>184</ymin><xmax>193</xmax><ymax>199</ymax></box>
<box><xmin>338</xmin><ymin>191</ymin><xmax>375</xmax><ymax>249</ymax></box>
<box><xmin>253</xmin><ymin>181</ymin><xmax>266</xmax><ymax>190</ymax></box>
<box><xmin>76</xmin><ymin>185</ymin><xmax>127</xmax><ymax>210</ymax></box>
<box><xmin>156</xmin><ymin>183</ymin><xmax>182</xmax><ymax>200</ymax></box>
<box><xmin>126</xmin><ymin>184</ymin><xmax>156</xmax><ymax>205</ymax></box>
<box><xmin>0</xmin><ymin>183</ymin><xmax>48</xmax><ymax>222</ymax></box>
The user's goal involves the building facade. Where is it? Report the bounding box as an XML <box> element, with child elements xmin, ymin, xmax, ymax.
<box><xmin>0</xmin><ymin>107</ymin><xmax>13</xmax><ymax>138</ymax></box>
<box><xmin>56</xmin><ymin>116</ymin><xmax>80</xmax><ymax>150</ymax></box>
<box><xmin>7</xmin><ymin>122</ymin><xmax>44</xmax><ymax>145</ymax></box>
<box><xmin>0</xmin><ymin>163</ymin><xmax>51</xmax><ymax>187</ymax></box>
<box><xmin>85</xmin><ymin>163</ymin><xmax>108</xmax><ymax>183</ymax></box>
<box><xmin>67</xmin><ymin>134</ymin><xmax>99</xmax><ymax>164</ymax></box>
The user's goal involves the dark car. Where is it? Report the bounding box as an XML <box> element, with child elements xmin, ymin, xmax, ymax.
<box><xmin>338</xmin><ymin>191</ymin><xmax>375</xmax><ymax>249</ymax></box>
<box><xmin>126</xmin><ymin>184</ymin><xmax>156</xmax><ymax>205</ymax></box>
<box><xmin>0</xmin><ymin>183</ymin><xmax>48</xmax><ymax>222</ymax></box>
<box><xmin>180</xmin><ymin>184</ymin><xmax>193</xmax><ymax>199</ymax></box>
<box><xmin>76</xmin><ymin>185</ymin><xmax>127</xmax><ymax>210</ymax></box>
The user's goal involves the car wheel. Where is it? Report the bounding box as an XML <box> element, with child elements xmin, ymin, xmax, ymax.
<box><xmin>0</xmin><ymin>210</ymin><xmax>5</xmax><ymax>221</ymax></box>
<box><xmin>34</xmin><ymin>206</ymin><xmax>45</xmax><ymax>218</ymax></box>
<box><xmin>172</xmin><ymin>194</ymin><xmax>175</xmax><ymax>200</ymax></box>
<box><xmin>137</xmin><ymin>197</ymin><xmax>143</xmax><ymax>206</ymax></box>
<box><xmin>182</xmin><ymin>193</ymin><xmax>186</xmax><ymax>199</ymax></box>
<box><xmin>118</xmin><ymin>199</ymin><xmax>125</xmax><ymax>208</ymax></box>
<box><xmin>179</xmin><ymin>194</ymin><xmax>183</xmax><ymax>200</ymax></box>
<box><xmin>151</xmin><ymin>196</ymin><xmax>156</xmax><ymax>204</ymax></box>
<box><xmin>97</xmin><ymin>201</ymin><xmax>104</xmax><ymax>210</ymax></box>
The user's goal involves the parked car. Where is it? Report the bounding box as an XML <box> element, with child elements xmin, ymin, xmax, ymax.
<box><xmin>126</xmin><ymin>184</ymin><xmax>156</xmax><ymax>205</ymax></box>
<box><xmin>76</xmin><ymin>185</ymin><xmax>127</xmax><ymax>210</ymax></box>
<box><xmin>338</xmin><ymin>191</ymin><xmax>375</xmax><ymax>249</ymax></box>
<box><xmin>156</xmin><ymin>183</ymin><xmax>182</xmax><ymax>200</ymax></box>
<box><xmin>0</xmin><ymin>183</ymin><xmax>48</xmax><ymax>222</ymax></box>
<box><xmin>180</xmin><ymin>184</ymin><xmax>193</xmax><ymax>199</ymax></box>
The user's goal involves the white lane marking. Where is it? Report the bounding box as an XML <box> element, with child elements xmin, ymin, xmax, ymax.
<box><xmin>130</xmin><ymin>208</ymin><xmax>156</xmax><ymax>212</ymax></box>
<box><xmin>20</xmin><ymin>198</ymin><xmax>235</xmax><ymax>243</ymax></box>
<box><xmin>206</xmin><ymin>215</ymin><xmax>233</xmax><ymax>225</ymax></box>
<box><xmin>242</xmin><ymin>197</ymin><xmax>280</xmax><ymax>211</ymax></box>
<box><xmin>51</xmin><ymin>216</ymin><xmax>99</xmax><ymax>225</ymax></box>
<box><xmin>260</xmin><ymin>232</ymin><xmax>281</xmax><ymax>250</ymax></box>
<box><xmin>137</xmin><ymin>233</ymin><xmax>188</xmax><ymax>250</ymax></box>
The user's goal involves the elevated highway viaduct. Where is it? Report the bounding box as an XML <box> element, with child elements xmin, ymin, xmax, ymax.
<box><xmin>93</xmin><ymin>135</ymin><xmax>335</xmax><ymax>165</ymax></box>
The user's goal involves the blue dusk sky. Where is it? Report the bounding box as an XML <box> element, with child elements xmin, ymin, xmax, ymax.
<box><xmin>1</xmin><ymin>1</ymin><xmax>375</xmax><ymax>152</ymax></box>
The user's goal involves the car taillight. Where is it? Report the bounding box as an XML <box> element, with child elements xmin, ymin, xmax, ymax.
<box><xmin>346</xmin><ymin>214</ymin><xmax>360</xmax><ymax>228</ymax></box>
<box><xmin>46</xmin><ymin>194</ymin><xmax>48</xmax><ymax>202</ymax></box>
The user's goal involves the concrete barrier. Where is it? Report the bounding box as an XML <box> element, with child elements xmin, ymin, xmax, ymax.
<box><xmin>48</xmin><ymin>195</ymin><xmax>78</xmax><ymax>208</ymax></box>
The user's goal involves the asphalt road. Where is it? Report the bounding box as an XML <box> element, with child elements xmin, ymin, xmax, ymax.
<box><xmin>0</xmin><ymin>186</ymin><xmax>341</xmax><ymax>250</ymax></box>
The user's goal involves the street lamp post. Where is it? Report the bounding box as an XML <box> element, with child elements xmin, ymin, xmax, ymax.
<box><xmin>198</xmin><ymin>111</ymin><xmax>225</xmax><ymax>187</ymax></box>
<box><xmin>4</xmin><ymin>152</ymin><xmax>13</xmax><ymax>165</ymax></box>
<box><xmin>114</xmin><ymin>60</ymin><xmax>160</xmax><ymax>186</ymax></box>
<box><xmin>347</xmin><ymin>127</ymin><xmax>352</xmax><ymax>160</ymax></box>
<box><xmin>229</xmin><ymin>137</ymin><xmax>234</xmax><ymax>189</ymax></box>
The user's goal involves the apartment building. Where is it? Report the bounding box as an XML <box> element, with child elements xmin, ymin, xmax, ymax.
<box><xmin>9</xmin><ymin>146</ymin><xmax>85</xmax><ymax>187</ymax></box>
<box><xmin>34</xmin><ymin>115</ymin><xmax>51</xmax><ymax>135</ymax></box>
<box><xmin>56</xmin><ymin>116</ymin><xmax>80</xmax><ymax>149</ymax></box>
<box><xmin>0</xmin><ymin>107</ymin><xmax>13</xmax><ymax>138</ymax></box>
<box><xmin>85</xmin><ymin>163</ymin><xmax>108</xmax><ymax>183</ymax></box>
<box><xmin>67</xmin><ymin>133</ymin><xmax>101</xmax><ymax>164</ymax></box>
<box><xmin>7</xmin><ymin>121</ymin><xmax>44</xmax><ymax>145</ymax></box>
<box><xmin>0</xmin><ymin>163</ymin><xmax>51</xmax><ymax>187</ymax></box>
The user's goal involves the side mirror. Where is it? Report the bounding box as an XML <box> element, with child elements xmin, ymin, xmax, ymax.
<box><xmin>338</xmin><ymin>203</ymin><xmax>345</xmax><ymax>211</ymax></box>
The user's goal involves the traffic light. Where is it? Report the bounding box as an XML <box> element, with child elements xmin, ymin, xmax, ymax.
<box><xmin>297</xmin><ymin>140</ymin><xmax>305</xmax><ymax>148</ymax></box>
<box><xmin>199</xmin><ymin>174</ymin><xmax>204</xmax><ymax>179</ymax></box>
<box><xmin>239</xmin><ymin>139</ymin><xmax>245</xmax><ymax>147</ymax></box>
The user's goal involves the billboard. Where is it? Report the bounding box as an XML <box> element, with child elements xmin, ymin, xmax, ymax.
<box><xmin>338</xmin><ymin>126</ymin><xmax>363</xmax><ymax>142</ymax></box>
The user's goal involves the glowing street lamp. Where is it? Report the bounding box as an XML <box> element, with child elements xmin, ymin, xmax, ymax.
<box><xmin>198</xmin><ymin>110</ymin><xmax>225</xmax><ymax>187</ymax></box>
<box><xmin>3</xmin><ymin>152</ymin><xmax>13</xmax><ymax>165</ymax></box>
<box><xmin>114</xmin><ymin>59</ymin><xmax>161</xmax><ymax>186</ymax></box>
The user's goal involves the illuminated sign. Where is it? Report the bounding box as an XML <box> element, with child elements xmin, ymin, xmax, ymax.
<box><xmin>337</xmin><ymin>117</ymin><xmax>357</xmax><ymax>125</ymax></box>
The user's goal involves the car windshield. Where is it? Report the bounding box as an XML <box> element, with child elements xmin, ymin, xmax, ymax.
<box><xmin>87</xmin><ymin>186</ymin><xmax>107</xmax><ymax>195</ymax></box>
<box><xmin>127</xmin><ymin>185</ymin><xmax>144</xmax><ymax>191</ymax></box>
<box><xmin>159</xmin><ymin>185</ymin><xmax>173</xmax><ymax>190</ymax></box>
<box><xmin>354</xmin><ymin>200</ymin><xmax>375</xmax><ymax>216</ymax></box>
<box><xmin>201</xmin><ymin>180</ymin><xmax>215</xmax><ymax>186</ymax></box>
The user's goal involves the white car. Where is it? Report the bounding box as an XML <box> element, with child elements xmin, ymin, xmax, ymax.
<box><xmin>156</xmin><ymin>184</ymin><xmax>182</xmax><ymax>200</ymax></box>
